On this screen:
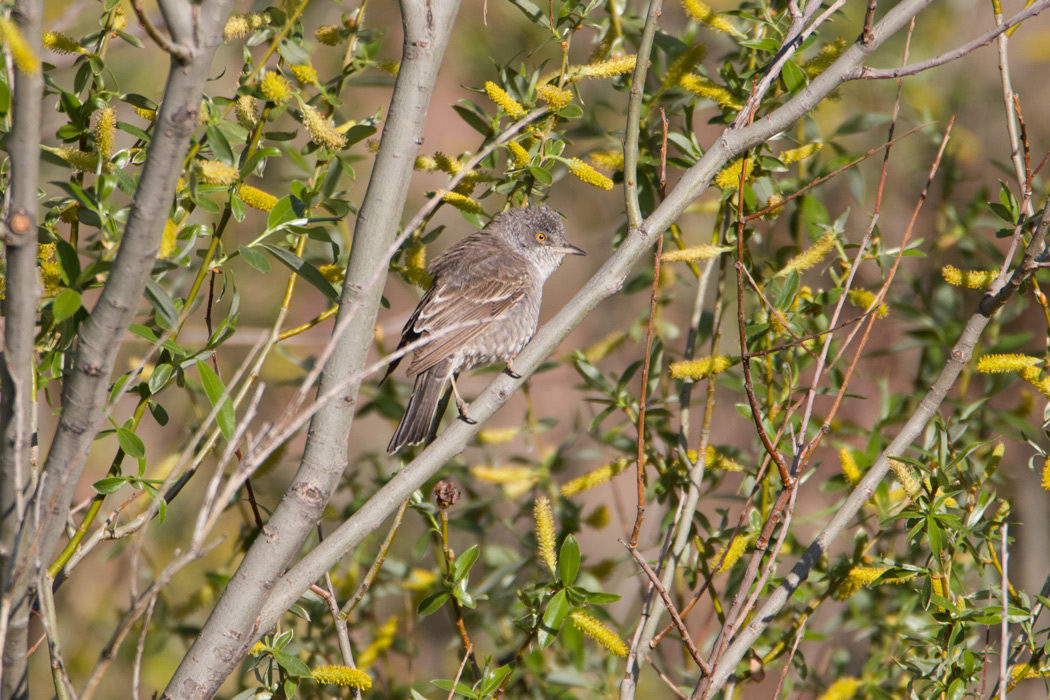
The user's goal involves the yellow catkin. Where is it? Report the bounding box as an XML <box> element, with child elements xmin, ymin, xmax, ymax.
<box><xmin>133</xmin><ymin>106</ymin><xmax>157</xmax><ymax>120</ymax></box>
<box><xmin>590</xmin><ymin>149</ymin><xmax>624</xmax><ymax>171</ymax></box>
<box><xmin>803</xmin><ymin>39</ymin><xmax>848</xmax><ymax>78</ymax></box>
<box><xmin>815</xmin><ymin>677</ymin><xmax>860</xmax><ymax>700</ymax></box>
<box><xmin>888</xmin><ymin>459</ymin><xmax>921</xmax><ymax>499</ymax></box>
<box><xmin>1042</xmin><ymin>457</ymin><xmax>1050</xmax><ymax>492</ymax></box>
<box><xmin>840</xmin><ymin>447</ymin><xmax>861</xmax><ymax>485</ymax></box>
<box><xmin>583</xmin><ymin>329</ymin><xmax>628</xmax><ymax>362</ymax></box>
<box><xmin>311</xmin><ymin>665</ymin><xmax>372</xmax><ymax>689</ymax></box>
<box><xmin>1011</xmin><ymin>663</ymin><xmax>1050</xmax><ymax>684</ymax></box>
<box><xmin>670</xmin><ymin>355</ymin><xmax>733</xmax><ymax>381</ymax></box>
<box><xmin>260</xmin><ymin>72</ymin><xmax>292</xmax><ymax>103</ymax></box>
<box><xmin>43</xmin><ymin>30</ymin><xmax>83</xmax><ymax>54</ymax></box>
<box><xmin>662</xmin><ymin>43</ymin><xmax>707</xmax><ymax>90</ymax></box>
<box><xmin>681</xmin><ymin>0</ymin><xmax>737</xmax><ymax>34</ymax></box>
<box><xmin>660</xmin><ymin>245</ymin><xmax>727</xmax><ymax>263</ymax></box>
<box><xmin>572</xmin><ymin>55</ymin><xmax>637</xmax><ymax>79</ymax></box>
<box><xmin>714</xmin><ymin>157</ymin><xmax>754</xmax><ymax>189</ymax></box>
<box><xmin>710</xmin><ymin>534</ymin><xmax>750</xmax><ymax>572</ymax></box>
<box><xmin>534</xmin><ymin>496</ymin><xmax>557</xmax><ymax>573</ymax></box>
<box><xmin>314</xmin><ymin>25</ymin><xmax>342</xmax><ymax>46</ymax></box>
<box><xmin>197</xmin><ymin>160</ymin><xmax>239</xmax><ymax>185</ymax></box>
<box><xmin>434</xmin><ymin>152</ymin><xmax>463</xmax><ymax>174</ymax></box>
<box><xmin>224</xmin><ymin>12</ymin><xmax>270</xmax><ymax>41</ymax></box>
<box><xmin>249</xmin><ymin>641</ymin><xmax>267</xmax><ymax>655</ymax></box>
<box><xmin>470</xmin><ymin>465</ymin><xmax>539</xmax><ymax>484</ymax></box>
<box><xmin>301</xmin><ymin>104</ymin><xmax>348</xmax><ymax>150</ymax></box>
<box><xmin>1018</xmin><ymin>366</ymin><xmax>1050</xmax><ymax>398</ymax></box>
<box><xmin>780</xmin><ymin>143</ymin><xmax>823</xmax><ymax>164</ymax></box>
<box><xmin>484</xmin><ymin>81</ymin><xmax>526</xmax><ymax>119</ymax></box>
<box><xmin>680</xmin><ymin>73</ymin><xmax>742</xmax><ymax>110</ymax></box>
<box><xmin>376</xmin><ymin>60</ymin><xmax>400</xmax><ymax>75</ymax></box>
<box><xmin>319</xmin><ymin>264</ymin><xmax>344</xmax><ymax>284</ymax></box>
<box><xmin>237</xmin><ymin>184</ymin><xmax>278</xmax><ymax>212</ymax></box>
<box><xmin>441</xmin><ymin>191</ymin><xmax>484</xmax><ymax>215</ymax></box>
<box><xmin>537</xmin><ymin>84</ymin><xmax>572</xmax><ymax>111</ymax></box>
<box><xmin>94</xmin><ymin>107</ymin><xmax>116</xmax><ymax>163</ymax></box>
<box><xmin>941</xmin><ymin>265</ymin><xmax>997</xmax><ymax>289</ymax></box>
<box><xmin>52</xmin><ymin>146</ymin><xmax>109</xmax><ymax>173</ymax></box>
<box><xmin>847</xmin><ymin>289</ymin><xmax>889</xmax><ymax>318</ymax></box>
<box><xmin>975</xmin><ymin>353</ymin><xmax>1040</xmax><ymax>374</ymax></box>
<box><xmin>567</xmin><ymin>158</ymin><xmax>614</xmax><ymax>190</ymax></box>
<box><xmin>761</xmin><ymin>193</ymin><xmax>785</xmax><ymax>220</ymax></box>
<box><xmin>290</xmin><ymin>64</ymin><xmax>318</xmax><ymax>84</ymax></box>
<box><xmin>584</xmin><ymin>505</ymin><xmax>610</xmax><ymax>529</ymax></box>
<box><xmin>476</xmin><ymin>426</ymin><xmax>520</xmax><ymax>445</ymax></box>
<box><xmin>159</xmin><ymin>219</ymin><xmax>179</xmax><ymax>258</ymax></box>
<box><xmin>112</xmin><ymin>4</ymin><xmax>127</xmax><ymax>31</ymax></box>
<box><xmin>414</xmin><ymin>155</ymin><xmax>439</xmax><ymax>171</ymax></box>
<box><xmin>357</xmin><ymin>616</ymin><xmax>397</xmax><ymax>668</ymax></box>
<box><xmin>507</xmin><ymin>141</ymin><xmax>531</xmax><ymax>168</ymax></box>
<box><xmin>779</xmin><ymin>231</ymin><xmax>836</xmax><ymax>276</ymax></box>
<box><xmin>37</xmin><ymin>244</ymin><xmax>61</xmax><ymax>296</ymax></box>
<box><xmin>684</xmin><ymin>445</ymin><xmax>744</xmax><ymax>472</ymax></box>
<box><xmin>0</xmin><ymin>17</ymin><xmax>40</xmax><ymax>74</ymax></box>
<box><xmin>569</xmin><ymin>612</ymin><xmax>628</xmax><ymax>657</ymax></box>
<box><xmin>561</xmin><ymin>458</ymin><xmax>630</xmax><ymax>496</ymax></box>
<box><xmin>402</xmin><ymin>568</ymin><xmax>436</xmax><ymax>591</ymax></box>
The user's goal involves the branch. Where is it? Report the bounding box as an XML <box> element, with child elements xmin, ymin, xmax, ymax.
<box><xmin>1</xmin><ymin>1</ymin><xmax>45</xmax><ymax>696</ymax></box>
<box><xmin>2</xmin><ymin>3</ymin><xmax>234</xmax><ymax>699</ymax></box>
<box><xmin>855</xmin><ymin>0</ymin><xmax>1050</xmax><ymax>80</ymax></box>
<box><xmin>159</xmin><ymin>2</ymin><xmax>463</xmax><ymax>698</ymax></box>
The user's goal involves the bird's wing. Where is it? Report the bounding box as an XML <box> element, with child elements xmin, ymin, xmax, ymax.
<box><xmin>404</xmin><ymin>253</ymin><xmax>531</xmax><ymax>376</ymax></box>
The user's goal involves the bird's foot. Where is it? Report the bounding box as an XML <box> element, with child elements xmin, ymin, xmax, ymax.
<box><xmin>504</xmin><ymin>360</ymin><xmax>522</xmax><ymax>379</ymax></box>
<box><xmin>449</xmin><ymin>374</ymin><xmax>477</xmax><ymax>423</ymax></box>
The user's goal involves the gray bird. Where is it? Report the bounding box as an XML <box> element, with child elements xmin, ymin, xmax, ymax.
<box><xmin>386</xmin><ymin>205</ymin><xmax>585</xmax><ymax>454</ymax></box>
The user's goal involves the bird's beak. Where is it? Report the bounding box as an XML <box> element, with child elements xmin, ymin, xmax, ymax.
<box><xmin>558</xmin><ymin>243</ymin><xmax>586</xmax><ymax>256</ymax></box>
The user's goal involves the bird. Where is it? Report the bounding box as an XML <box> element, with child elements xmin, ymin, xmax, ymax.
<box><xmin>385</xmin><ymin>204</ymin><xmax>585</xmax><ymax>454</ymax></box>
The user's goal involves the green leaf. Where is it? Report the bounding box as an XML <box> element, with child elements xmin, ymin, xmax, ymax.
<box><xmin>558</xmin><ymin>536</ymin><xmax>580</xmax><ymax>585</ymax></box>
<box><xmin>144</xmin><ymin>279</ymin><xmax>178</xmax><ymax>329</ymax></box>
<box><xmin>93</xmin><ymin>477</ymin><xmax>127</xmax><ymax>494</ymax></box>
<box><xmin>452</xmin><ymin>545</ymin><xmax>480</xmax><ymax>582</ymax></box>
<box><xmin>479</xmin><ymin>666</ymin><xmax>513</xmax><ymax>695</ymax></box>
<box><xmin>430</xmin><ymin>680</ymin><xmax>479</xmax><ymax>699</ymax></box>
<box><xmin>781</xmin><ymin>60</ymin><xmax>807</xmax><ymax>94</ymax></box>
<box><xmin>52</xmin><ymin>288</ymin><xmax>82</xmax><ymax>322</ymax></box>
<box><xmin>537</xmin><ymin>589</ymin><xmax>568</xmax><ymax>649</ymax></box>
<box><xmin>116</xmin><ymin>427</ymin><xmax>146</xmax><ymax>459</ymax></box>
<box><xmin>261</xmin><ymin>244</ymin><xmax>340</xmax><ymax>302</ymax></box>
<box><xmin>238</xmin><ymin>245</ymin><xmax>271</xmax><ymax>272</ymax></box>
<box><xmin>148</xmin><ymin>363</ymin><xmax>173</xmax><ymax>395</ymax></box>
<box><xmin>529</xmin><ymin>165</ymin><xmax>553</xmax><ymax>185</ymax></box>
<box><xmin>196</xmin><ymin>360</ymin><xmax>236</xmax><ymax>442</ymax></box>
<box><xmin>271</xmin><ymin>649</ymin><xmax>311</xmax><ymax>678</ymax></box>
<box><xmin>417</xmin><ymin>590</ymin><xmax>450</xmax><ymax>616</ymax></box>
<box><xmin>206</xmin><ymin>125</ymin><xmax>234</xmax><ymax>165</ymax></box>
<box><xmin>453</xmin><ymin>104</ymin><xmax>493</xmax><ymax>136</ymax></box>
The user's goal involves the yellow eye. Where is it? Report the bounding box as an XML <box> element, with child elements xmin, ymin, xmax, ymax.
<box><xmin>536</xmin><ymin>232</ymin><xmax>546</xmax><ymax>242</ymax></box>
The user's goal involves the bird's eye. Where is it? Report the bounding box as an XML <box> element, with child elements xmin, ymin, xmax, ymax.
<box><xmin>536</xmin><ymin>232</ymin><xmax>546</xmax><ymax>242</ymax></box>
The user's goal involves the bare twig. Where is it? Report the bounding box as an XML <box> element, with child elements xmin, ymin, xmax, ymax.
<box><xmin>622</xmin><ymin>541</ymin><xmax>711</xmax><ymax>676</ymax></box>
<box><xmin>856</xmin><ymin>0</ymin><xmax>1050</xmax><ymax>80</ymax></box>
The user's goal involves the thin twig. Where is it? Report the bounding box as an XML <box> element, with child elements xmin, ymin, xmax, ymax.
<box><xmin>999</xmin><ymin>523</ymin><xmax>1008</xmax><ymax>700</ymax></box>
<box><xmin>622</xmin><ymin>541</ymin><xmax>711</xmax><ymax>676</ymax></box>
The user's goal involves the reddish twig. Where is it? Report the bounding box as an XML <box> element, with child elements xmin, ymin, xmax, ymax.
<box><xmin>623</xmin><ymin>540</ymin><xmax>711</xmax><ymax>676</ymax></box>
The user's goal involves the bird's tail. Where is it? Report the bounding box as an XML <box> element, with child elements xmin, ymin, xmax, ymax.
<box><xmin>387</xmin><ymin>364</ymin><xmax>450</xmax><ymax>454</ymax></box>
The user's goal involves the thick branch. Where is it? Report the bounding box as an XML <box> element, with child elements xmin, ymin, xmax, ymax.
<box><xmin>2</xmin><ymin>4</ymin><xmax>234</xmax><ymax>700</ymax></box>
<box><xmin>159</xmin><ymin>2</ymin><xmax>462</xmax><ymax>698</ymax></box>
<box><xmin>1</xmin><ymin>2</ymin><xmax>44</xmax><ymax>696</ymax></box>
